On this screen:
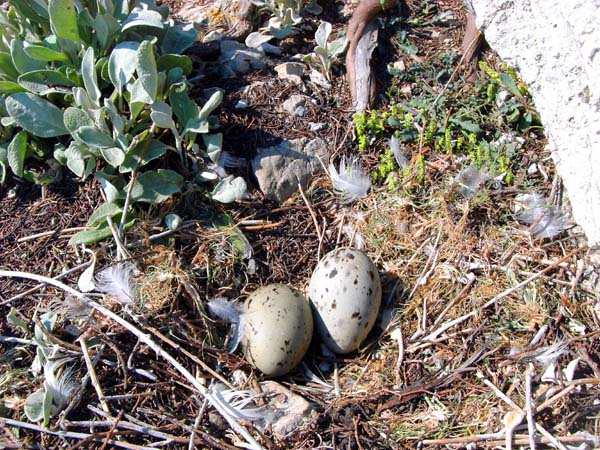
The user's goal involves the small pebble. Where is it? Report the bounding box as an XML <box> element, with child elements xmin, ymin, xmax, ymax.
<box><xmin>235</xmin><ymin>99</ymin><xmax>249</xmax><ymax>110</ymax></box>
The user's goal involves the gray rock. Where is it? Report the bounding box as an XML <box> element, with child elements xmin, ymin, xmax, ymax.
<box><xmin>234</xmin><ymin>99</ymin><xmax>249</xmax><ymax>110</ymax></box>
<box><xmin>309</xmin><ymin>122</ymin><xmax>327</xmax><ymax>132</ymax></box>
<box><xmin>254</xmin><ymin>381</ymin><xmax>318</xmax><ymax>437</ymax></box>
<box><xmin>252</xmin><ymin>137</ymin><xmax>329</xmax><ymax>202</ymax></box>
<box><xmin>309</xmin><ymin>69</ymin><xmax>332</xmax><ymax>89</ymax></box>
<box><xmin>219</xmin><ymin>40</ymin><xmax>266</xmax><ymax>77</ymax></box>
<box><xmin>275</xmin><ymin>62</ymin><xmax>306</xmax><ymax>84</ymax></box>
<box><xmin>281</xmin><ymin>94</ymin><xmax>308</xmax><ymax>117</ymax></box>
<box><xmin>470</xmin><ymin>0</ymin><xmax>600</xmax><ymax>244</ymax></box>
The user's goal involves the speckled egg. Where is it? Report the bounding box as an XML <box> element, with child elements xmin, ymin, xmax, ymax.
<box><xmin>308</xmin><ymin>248</ymin><xmax>381</xmax><ymax>354</ymax></box>
<box><xmin>241</xmin><ymin>284</ymin><xmax>314</xmax><ymax>376</ymax></box>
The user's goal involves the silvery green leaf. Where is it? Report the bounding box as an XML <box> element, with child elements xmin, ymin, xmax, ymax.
<box><xmin>103</xmin><ymin>99</ymin><xmax>125</xmax><ymax>134</ymax></box>
<box><xmin>1</xmin><ymin>117</ymin><xmax>16</xmax><ymax>127</ymax></box>
<box><xmin>72</xmin><ymin>87</ymin><xmax>94</xmax><ymax>109</ymax></box>
<box><xmin>10</xmin><ymin>39</ymin><xmax>45</xmax><ymax>74</ymax></box>
<box><xmin>39</xmin><ymin>311</ymin><xmax>58</xmax><ymax>333</ymax></box>
<box><xmin>96</xmin><ymin>172</ymin><xmax>120</xmax><ymax>203</ymax></box>
<box><xmin>135</xmin><ymin>41</ymin><xmax>158</xmax><ymax>104</ymax></box>
<box><xmin>6</xmin><ymin>93</ymin><xmax>69</xmax><ymax>137</ymax></box>
<box><xmin>0</xmin><ymin>81</ymin><xmax>27</xmax><ymax>94</ymax></box>
<box><xmin>315</xmin><ymin>21</ymin><xmax>332</xmax><ymax>48</ymax></box>
<box><xmin>120</xmin><ymin>139</ymin><xmax>171</xmax><ymax>173</ymax></box>
<box><xmin>211</xmin><ymin>176</ymin><xmax>247</xmax><ymax>203</ymax></box>
<box><xmin>24</xmin><ymin>388</ymin><xmax>48</xmax><ymax>423</ymax></box>
<box><xmin>121</xmin><ymin>8</ymin><xmax>164</xmax><ymax>31</ymax></box>
<box><xmin>77</xmin><ymin>249</ymin><xmax>96</xmax><ymax>292</ymax></box>
<box><xmin>108</xmin><ymin>41</ymin><xmax>139</xmax><ymax>91</ymax></box>
<box><xmin>98</xmin><ymin>0</ymin><xmax>114</xmax><ymax>16</ymax></box>
<box><xmin>69</xmin><ymin>220</ymin><xmax>133</xmax><ymax>245</ymax></box>
<box><xmin>73</xmin><ymin>126</ymin><xmax>116</xmax><ymax>148</ymax></box>
<box><xmin>289</xmin><ymin>9</ymin><xmax>302</xmax><ymax>25</ymax></box>
<box><xmin>100</xmin><ymin>147</ymin><xmax>125</xmax><ymax>167</ymax></box>
<box><xmin>7</xmin><ymin>131</ymin><xmax>27</xmax><ymax>177</ymax></box>
<box><xmin>88</xmin><ymin>202</ymin><xmax>122</xmax><ymax>226</ymax></box>
<box><xmin>169</xmin><ymin>83</ymin><xmax>198</xmax><ymax>125</ymax></box>
<box><xmin>48</xmin><ymin>0</ymin><xmax>80</xmax><ymax>43</ymax></box>
<box><xmin>272</xmin><ymin>25</ymin><xmax>293</xmax><ymax>40</ymax></box>
<box><xmin>161</xmin><ymin>23</ymin><xmax>197</xmax><ymax>54</ymax></box>
<box><xmin>17</xmin><ymin>70</ymin><xmax>76</xmax><ymax>95</ymax></box>
<box><xmin>6</xmin><ymin>307</ymin><xmax>28</xmax><ymax>333</ymax></box>
<box><xmin>164</xmin><ymin>213</ymin><xmax>182</xmax><ymax>230</ymax></box>
<box><xmin>184</xmin><ymin>118</ymin><xmax>209</xmax><ymax>135</ymax></box>
<box><xmin>198</xmin><ymin>90</ymin><xmax>223</xmax><ymax>120</ymax></box>
<box><xmin>93</xmin><ymin>14</ymin><xmax>121</xmax><ymax>50</ymax></box>
<box><xmin>24</xmin><ymin>45</ymin><xmax>69</xmax><ymax>63</ymax></box>
<box><xmin>245</xmin><ymin>32</ymin><xmax>273</xmax><ymax>49</ymax></box>
<box><xmin>150</xmin><ymin>101</ymin><xmax>175</xmax><ymax>129</ymax></box>
<box><xmin>63</xmin><ymin>107</ymin><xmax>95</xmax><ymax>133</ymax></box>
<box><xmin>203</xmin><ymin>133</ymin><xmax>223</xmax><ymax>163</ymax></box>
<box><xmin>158</xmin><ymin>54</ymin><xmax>192</xmax><ymax>76</ymax></box>
<box><xmin>328</xmin><ymin>37</ymin><xmax>348</xmax><ymax>57</ymax></box>
<box><xmin>131</xmin><ymin>169</ymin><xmax>183</xmax><ymax>203</ymax></box>
<box><xmin>84</xmin><ymin>156</ymin><xmax>96</xmax><ymax>179</ymax></box>
<box><xmin>0</xmin><ymin>52</ymin><xmax>19</xmax><ymax>81</ymax></box>
<box><xmin>66</xmin><ymin>152</ymin><xmax>85</xmax><ymax>177</ymax></box>
<box><xmin>82</xmin><ymin>47</ymin><xmax>101</xmax><ymax>107</ymax></box>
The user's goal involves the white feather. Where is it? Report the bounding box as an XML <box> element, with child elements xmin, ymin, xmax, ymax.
<box><xmin>329</xmin><ymin>157</ymin><xmax>370</xmax><ymax>203</ymax></box>
<box><xmin>455</xmin><ymin>165</ymin><xmax>490</xmax><ymax>199</ymax></box>
<box><xmin>209</xmin><ymin>382</ymin><xmax>273</xmax><ymax>422</ymax></box>
<box><xmin>390</xmin><ymin>136</ymin><xmax>409</xmax><ymax>169</ymax></box>
<box><xmin>516</xmin><ymin>194</ymin><xmax>567</xmax><ymax>238</ymax></box>
<box><xmin>95</xmin><ymin>262</ymin><xmax>136</xmax><ymax>305</ymax></box>
<box><xmin>207</xmin><ymin>297</ymin><xmax>245</xmax><ymax>352</ymax></box>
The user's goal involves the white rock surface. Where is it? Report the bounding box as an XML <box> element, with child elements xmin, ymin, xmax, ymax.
<box><xmin>281</xmin><ymin>94</ymin><xmax>308</xmax><ymax>117</ymax></box>
<box><xmin>252</xmin><ymin>138</ymin><xmax>328</xmax><ymax>202</ymax></box>
<box><xmin>470</xmin><ymin>0</ymin><xmax>600</xmax><ymax>245</ymax></box>
<box><xmin>275</xmin><ymin>62</ymin><xmax>306</xmax><ymax>84</ymax></box>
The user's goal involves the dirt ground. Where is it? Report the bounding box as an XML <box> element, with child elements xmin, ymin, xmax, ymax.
<box><xmin>1</xmin><ymin>0</ymin><xmax>599</xmax><ymax>449</ymax></box>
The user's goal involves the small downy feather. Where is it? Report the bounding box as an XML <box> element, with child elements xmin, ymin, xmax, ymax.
<box><xmin>207</xmin><ymin>297</ymin><xmax>245</xmax><ymax>352</ymax></box>
<box><xmin>455</xmin><ymin>165</ymin><xmax>490</xmax><ymax>199</ymax></box>
<box><xmin>209</xmin><ymin>382</ymin><xmax>272</xmax><ymax>423</ymax></box>
<box><xmin>389</xmin><ymin>136</ymin><xmax>409</xmax><ymax>170</ymax></box>
<box><xmin>329</xmin><ymin>157</ymin><xmax>371</xmax><ymax>203</ymax></box>
<box><xmin>516</xmin><ymin>193</ymin><xmax>567</xmax><ymax>239</ymax></box>
<box><xmin>95</xmin><ymin>262</ymin><xmax>137</xmax><ymax>305</ymax></box>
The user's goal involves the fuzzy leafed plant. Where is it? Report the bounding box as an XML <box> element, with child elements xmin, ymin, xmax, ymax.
<box><xmin>0</xmin><ymin>0</ymin><xmax>246</xmax><ymax>244</ymax></box>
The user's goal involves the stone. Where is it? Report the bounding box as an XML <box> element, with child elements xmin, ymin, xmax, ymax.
<box><xmin>309</xmin><ymin>122</ymin><xmax>327</xmax><ymax>132</ymax></box>
<box><xmin>219</xmin><ymin>40</ymin><xmax>266</xmax><ymax>77</ymax></box>
<box><xmin>254</xmin><ymin>381</ymin><xmax>318</xmax><ymax>437</ymax></box>
<box><xmin>234</xmin><ymin>99</ymin><xmax>249</xmax><ymax>110</ymax></box>
<box><xmin>309</xmin><ymin>69</ymin><xmax>332</xmax><ymax>89</ymax></box>
<box><xmin>281</xmin><ymin>94</ymin><xmax>308</xmax><ymax>117</ymax></box>
<box><xmin>470</xmin><ymin>0</ymin><xmax>600</xmax><ymax>245</ymax></box>
<box><xmin>275</xmin><ymin>62</ymin><xmax>306</xmax><ymax>84</ymax></box>
<box><xmin>252</xmin><ymin>138</ymin><xmax>329</xmax><ymax>202</ymax></box>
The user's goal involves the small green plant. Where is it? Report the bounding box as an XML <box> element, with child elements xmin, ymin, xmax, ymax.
<box><xmin>354</xmin><ymin>110</ymin><xmax>386</xmax><ymax>151</ymax></box>
<box><xmin>479</xmin><ymin>61</ymin><xmax>540</xmax><ymax>131</ymax></box>
<box><xmin>373</xmin><ymin>148</ymin><xmax>397</xmax><ymax>189</ymax></box>
<box><xmin>251</xmin><ymin>0</ymin><xmax>321</xmax><ymax>39</ymax></box>
<box><xmin>0</xmin><ymin>0</ymin><xmax>246</xmax><ymax>245</ymax></box>
<box><xmin>302</xmin><ymin>21</ymin><xmax>348</xmax><ymax>80</ymax></box>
